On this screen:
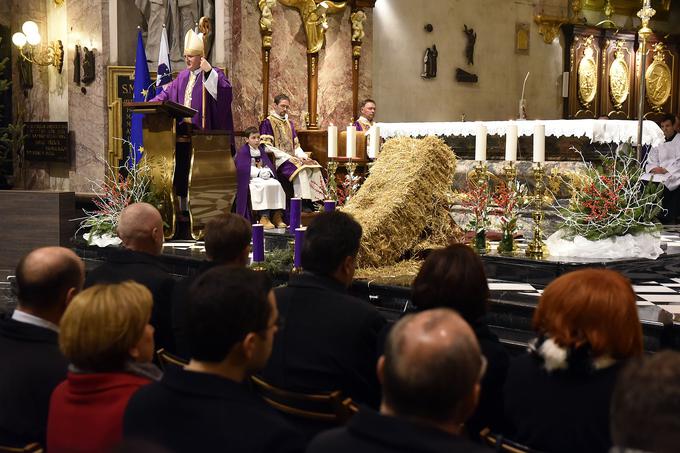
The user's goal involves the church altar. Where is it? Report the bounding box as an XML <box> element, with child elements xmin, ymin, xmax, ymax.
<box><xmin>376</xmin><ymin>119</ymin><xmax>665</xmax><ymax>156</ymax></box>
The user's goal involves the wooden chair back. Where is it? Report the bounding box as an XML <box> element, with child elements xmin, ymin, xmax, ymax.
<box><xmin>250</xmin><ymin>375</ymin><xmax>358</xmax><ymax>424</ymax></box>
<box><xmin>0</xmin><ymin>443</ymin><xmax>43</xmax><ymax>453</ymax></box>
<box><xmin>156</xmin><ymin>348</ymin><xmax>189</xmax><ymax>371</ymax></box>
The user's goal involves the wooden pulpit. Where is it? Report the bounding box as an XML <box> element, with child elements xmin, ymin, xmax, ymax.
<box><xmin>124</xmin><ymin>101</ymin><xmax>237</xmax><ymax>240</ymax></box>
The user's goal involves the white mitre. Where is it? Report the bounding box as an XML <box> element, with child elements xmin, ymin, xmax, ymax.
<box><xmin>184</xmin><ymin>29</ymin><xmax>204</xmax><ymax>56</ymax></box>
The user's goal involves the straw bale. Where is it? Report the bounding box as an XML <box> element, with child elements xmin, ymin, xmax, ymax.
<box><xmin>343</xmin><ymin>136</ymin><xmax>460</xmax><ymax>267</ymax></box>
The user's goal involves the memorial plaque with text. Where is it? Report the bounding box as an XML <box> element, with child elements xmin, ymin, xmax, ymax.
<box><xmin>24</xmin><ymin>122</ymin><xmax>70</xmax><ymax>163</ymax></box>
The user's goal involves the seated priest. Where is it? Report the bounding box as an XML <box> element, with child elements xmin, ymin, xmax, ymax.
<box><xmin>260</xmin><ymin>94</ymin><xmax>325</xmax><ymax>212</ymax></box>
<box><xmin>235</xmin><ymin>127</ymin><xmax>287</xmax><ymax>229</ymax></box>
<box><xmin>644</xmin><ymin>113</ymin><xmax>680</xmax><ymax>224</ymax></box>
<box><xmin>150</xmin><ymin>29</ymin><xmax>234</xmax><ymax>215</ymax></box>
<box><xmin>354</xmin><ymin>98</ymin><xmax>376</xmax><ymax>131</ymax></box>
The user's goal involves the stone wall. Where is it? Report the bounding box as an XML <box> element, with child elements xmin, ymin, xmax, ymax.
<box><xmin>373</xmin><ymin>0</ymin><xmax>565</xmax><ymax>122</ymax></box>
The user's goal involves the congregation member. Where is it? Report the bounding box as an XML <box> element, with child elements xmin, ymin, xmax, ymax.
<box><xmin>151</xmin><ymin>29</ymin><xmax>234</xmax><ymax>213</ymax></box>
<box><xmin>235</xmin><ymin>127</ymin><xmax>287</xmax><ymax>228</ymax></box>
<box><xmin>307</xmin><ymin>308</ymin><xmax>490</xmax><ymax>453</ymax></box>
<box><xmin>354</xmin><ymin>98</ymin><xmax>376</xmax><ymax>131</ymax></box>
<box><xmin>262</xmin><ymin>211</ymin><xmax>387</xmax><ymax>409</ymax></box>
<box><xmin>503</xmin><ymin>268</ymin><xmax>643</xmax><ymax>453</ymax></box>
<box><xmin>85</xmin><ymin>202</ymin><xmax>175</xmax><ymax>352</ymax></box>
<box><xmin>47</xmin><ymin>282</ymin><xmax>160</xmax><ymax>453</ymax></box>
<box><xmin>643</xmin><ymin>113</ymin><xmax>680</xmax><ymax>224</ymax></box>
<box><xmin>0</xmin><ymin>247</ymin><xmax>84</xmax><ymax>449</ymax></box>
<box><xmin>260</xmin><ymin>94</ymin><xmax>325</xmax><ymax>212</ymax></box>
<box><xmin>411</xmin><ymin>243</ymin><xmax>509</xmax><ymax>436</ymax></box>
<box><xmin>172</xmin><ymin>213</ymin><xmax>251</xmax><ymax>357</ymax></box>
<box><xmin>124</xmin><ymin>267</ymin><xmax>305</xmax><ymax>453</ymax></box>
<box><xmin>610</xmin><ymin>350</ymin><xmax>680</xmax><ymax>453</ymax></box>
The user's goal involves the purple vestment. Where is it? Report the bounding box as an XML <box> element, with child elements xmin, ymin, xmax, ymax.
<box><xmin>235</xmin><ymin>143</ymin><xmax>277</xmax><ymax>221</ymax></box>
<box><xmin>151</xmin><ymin>67</ymin><xmax>235</xmax><ymax>149</ymax></box>
<box><xmin>259</xmin><ymin>116</ymin><xmax>301</xmax><ymax>182</ymax></box>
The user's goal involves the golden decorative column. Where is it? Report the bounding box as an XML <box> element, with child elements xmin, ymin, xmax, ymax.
<box><xmin>278</xmin><ymin>0</ymin><xmax>347</xmax><ymax>129</ymax></box>
<box><xmin>259</xmin><ymin>0</ymin><xmax>275</xmax><ymax>117</ymax></box>
<box><xmin>636</xmin><ymin>0</ymin><xmax>655</xmax><ymax>159</ymax></box>
<box><xmin>350</xmin><ymin>8</ymin><xmax>366</xmax><ymax>121</ymax></box>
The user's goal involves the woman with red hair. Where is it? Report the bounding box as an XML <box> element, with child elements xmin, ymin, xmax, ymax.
<box><xmin>503</xmin><ymin>268</ymin><xmax>643</xmax><ymax>453</ymax></box>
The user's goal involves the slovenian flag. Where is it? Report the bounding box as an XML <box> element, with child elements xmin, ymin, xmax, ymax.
<box><xmin>130</xmin><ymin>28</ymin><xmax>154</xmax><ymax>166</ymax></box>
<box><xmin>157</xmin><ymin>24</ymin><xmax>171</xmax><ymax>88</ymax></box>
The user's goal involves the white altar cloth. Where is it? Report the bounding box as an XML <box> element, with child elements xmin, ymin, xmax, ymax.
<box><xmin>376</xmin><ymin>119</ymin><xmax>664</xmax><ymax>147</ymax></box>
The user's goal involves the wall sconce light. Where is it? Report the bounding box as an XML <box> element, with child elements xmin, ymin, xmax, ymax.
<box><xmin>12</xmin><ymin>21</ymin><xmax>64</xmax><ymax>73</ymax></box>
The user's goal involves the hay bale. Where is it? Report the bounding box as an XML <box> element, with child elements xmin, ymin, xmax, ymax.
<box><xmin>343</xmin><ymin>136</ymin><xmax>459</xmax><ymax>267</ymax></box>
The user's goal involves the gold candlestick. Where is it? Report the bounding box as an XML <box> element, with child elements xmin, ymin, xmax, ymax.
<box><xmin>526</xmin><ymin>163</ymin><xmax>548</xmax><ymax>258</ymax></box>
<box><xmin>327</xmin><ymin>159</ymin><xmax>338</xmax><ymax>201</ymax></box>
<box><xmin>472</xmin><ymin>160</ymin><xmax>490</xmax><ymax>254</ymax></box>
<box><xmin>497</xmin><ymin>161</ymin><xmax>518</xmax><ymax>255</ymax></box>
<box><xmin>503</xmin><ymin>161</ymin><xmax>517</xmax><ymax>186</ymax></box>
<box><xmin>345</xmin><ymin>159</ymin><xmax>358</xmax><ymax>201</ymax></box>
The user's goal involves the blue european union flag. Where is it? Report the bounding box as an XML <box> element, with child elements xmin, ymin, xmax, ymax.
<box><xmin>129</xmin><ymin>29</ymin><xmax>155</xmax><ymax>167</ymax></box>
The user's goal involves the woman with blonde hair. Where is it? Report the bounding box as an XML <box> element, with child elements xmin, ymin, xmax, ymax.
<box><xmin>503</xmin><ymin>268</ymin><xmax>644</xmax><ymax>453</ymax></box>
<box><xmin>47</xmin><ymin>281</ymin><xmax>160</xmax><ymax>453</ymax></box>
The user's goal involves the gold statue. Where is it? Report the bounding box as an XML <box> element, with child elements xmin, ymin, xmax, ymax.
<box><xmin>278</xmin><ymin>0</ymin><xmax>347</xmax><ymax>54</ymax></box>
<box><xmin>259</xmin><ymin>0</ymin><xmax>275</xmax><ymax>33</ymax></box>
<box><xmin>645</xmin><ymin>42</ymin><xmax>672</xmax><ymax>111</ymax></box>
<box><xmin>350</xmin><ymin>9</ymin><xmax>366</xmax><ymax>42</ymax></box>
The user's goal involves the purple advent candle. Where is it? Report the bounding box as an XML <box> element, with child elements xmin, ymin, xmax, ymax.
<box><xmin>289</xmin><ymin>198</ymin><xmax>302</xmax><ymax>233</ymax></box>
<box><xmin>294</xmin><ymin>227</ymin><xmax>306</xmax><ymax>269</ymax></box>
<box><xmin>252</xmin><ymin>223</ymin><xmax>265</xmax><ymax>263</ymax></box>
<box><xmin>323</xmin><ymin>200</ymin><xmax>336</xmax><ymax>212</ymax></box>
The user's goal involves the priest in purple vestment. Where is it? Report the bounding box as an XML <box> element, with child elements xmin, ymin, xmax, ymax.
<box><xmin>354</xmin><ymin>98</ymin><xmax>376</xmax><ymax>131</ymax></box>
<box><xmin>260</xmin><ymin>94</ymin><xmax>325</xmax><ymax>212</ymax></box>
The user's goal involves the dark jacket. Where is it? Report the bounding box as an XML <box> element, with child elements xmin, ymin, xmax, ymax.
<box><xmin>170</xmin><ymin>260</ymin><xmax>219</xmax><ymax>358</ymax></box>
<box><xmin>123</xmin><ymin>367</ymin><xmax>305</xmax><ymax>453</ymax></box>
<box><xmin>503</xmin><ymin>352</ymin><xmax>623</xmax><ymax>453</ymax></box>
<box><xmin>85</xmin><ymin>248</ymin><xmax>176</xmax><ymax>352</ymax></box>
<box><xmin>0</xmin><ymin>316</ymin><xmax>68</xmax><ymax>448</ymax></box>
<box><xmin>307</xmin><ymin>407</ymin><xmax>491</xmax><ymax>453</ymax></box>
<box><xmin>467</xmin><ymin>319</ymin><xmax>510</xmax><ymax>436</ymax></box>
<box><xmin>261</xmin><ymin>272</ymin><xmax>387</xmax><ymax>408</ymax></box>
<box><xmin>47</xmin><ymin>371</ymin><xmax>151</xmax><ymax>453</ymax></box>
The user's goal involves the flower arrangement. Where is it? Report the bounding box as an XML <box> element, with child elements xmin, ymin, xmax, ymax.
<box><xmin>492</xmin><ymin>180</ymin><xmax>529</xmax><ymax>252</ymax></box>
<box><xmin>76</xmin><ymin>141</ymin><xmax>163</xmax><ymax>244</ymax></box>
<box><xmin>461</xmin><ymin>176</ymin><xmax>491</xmax><ymax>251</ymax></box>
<box><xmin>555</xmin><ymin>146</ymin><xmax>663</xmax><ymax>241</ymax></box>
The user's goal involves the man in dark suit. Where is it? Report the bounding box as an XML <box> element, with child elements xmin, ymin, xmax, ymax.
<box><xmin>172</xmin><ymin>213</ymin><xmax>251</xmax><ymax>358</ymax></box>
<box><xmin>308</xmin><ymin>308</ymin><xmax>490</xmax><ymax>453</ymax></box>
<box><xmin>0</xmin><ymin>247</ymin><xmax>84</xmax><ymax>448</ymax></box>
<box><xmin>261</xmin><ymin>211</ymin><xmax>387</xmax><ymax>408</ymax></box>
<box><xmin>123</xmin><ymin>267</ymin><xmax>305</xmax><ymax>453</ymax></box>
<box><xmin>85</xmin><ymin>202</ymin><xmax>175</xmax><ymax>352</ymax></box>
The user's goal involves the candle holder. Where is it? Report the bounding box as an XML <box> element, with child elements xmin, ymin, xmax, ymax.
<box><xmin>526</xmin><ymin>163</ymin><xmax>548</xmax><ymax>259</ymax></box>
<box><xmin>327</xmin><ymin>159</ymin><xmax>339</xmax><ymax>201</ymax></box>
<box><xmin>345</xmin><ymin>159</ymin><xmax>359</xmax><ymax>201</ymax></box>
<box><xmin>472</xmin><ymin>160</ymin><xmax>490</xmax><ymax>254</ymax></box>
<box><xmin>496</xmin><ymin>161</ymin><xmax>519</xmax><ymax>255</ymax></box>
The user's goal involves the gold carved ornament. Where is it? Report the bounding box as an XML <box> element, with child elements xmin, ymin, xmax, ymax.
<box><xmin>277</xmin><ymin>0</ymin><xmax>347</xmax><ymax>54</ymax></box>
<box><xmin>609</xmin><ymin>41</ymin><xmax>630</xmax><ymax>110</ymax></box>
<box><xmin>645</xmin><ymin>43</ymin><xmax>672</xmax><ymax>112</ymax></box>
<box><xmin>577</xmin><ymin>36</ymin><xmax>598</xmax><ymax>108</ymax></box>
<box><xmin>259</xmin><ymin>0</ymin><xmax>276</xmax><ymax>49</ymax></box>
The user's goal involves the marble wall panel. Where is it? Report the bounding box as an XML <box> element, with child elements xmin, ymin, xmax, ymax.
<box><xmin>232</xmin><ymin>2</ymin><xmax>372</xmax><ymax>133</ymax></box>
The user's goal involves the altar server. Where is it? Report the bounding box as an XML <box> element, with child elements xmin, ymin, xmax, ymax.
<box><xmin>644</xmin><ymin>114</ymin><xmax>680</xmax><ymax>223</ymax></box>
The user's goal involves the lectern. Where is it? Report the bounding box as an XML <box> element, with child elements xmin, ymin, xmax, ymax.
<box><xmin>124</xmin><ymin>101</ymin><xmax>237</xmax><ymax>240</ymax></box>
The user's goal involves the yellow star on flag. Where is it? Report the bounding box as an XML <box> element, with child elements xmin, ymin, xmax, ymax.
<box><xmin>140</xmin><ymin>89</ymin><xmax>148</xmax><ymax>98</ymax></box>
<box><xmin>138</xmin><ymin>146</ymin><xmax>145</xmax><ymax>154</ymax></box>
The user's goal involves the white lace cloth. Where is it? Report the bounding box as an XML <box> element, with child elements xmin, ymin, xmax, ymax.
<box><xmin>546</xmin><ymin>229</ymin><xmax>663</xmax><ymax>260</ymax></box>
<box><xmin>376</xmin><ymin>119</ymin><xmax>664</xmax><ymax>147</ymax></box>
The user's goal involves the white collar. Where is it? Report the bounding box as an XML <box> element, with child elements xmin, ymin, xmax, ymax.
<box><xmin>249</xmin><ymin>146</ymin><xmax>261</xmax><ymax>157</ymax></box>
<box><xmin>358</xmin><ymin>116</ymin><xmax>373</xmax><ymax>125</ymax></box>
<box><xmin>270</xmin><ymin>111</ymin><xmax>288</xmax><ymax>121</ymax></box>
<box><xmin>12</xmin><ymin>309</ymin><xmax>59</xmax><ymax>333</ymax></box>
<box><xmin>190</xmin><ymin>67</ymin><xmax>202</xmax><ymax>77</ymax></box>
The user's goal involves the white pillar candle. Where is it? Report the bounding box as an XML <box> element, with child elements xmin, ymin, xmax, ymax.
<box><xmin>533</xmin><ymin>123</ymin><xmax>545</xmax><ymax>163</ymax></box>
<box><xmin>505</xmin><ymin>123</ymin><xmax>518</xmax><ymax>161</ymax></box>
<box><xmin>327</xmin><ymin>124</ymin><xmax>338</xmax><ymax>158</ymax></box>
<box><xmin>346</xmin><ymin>125</ymin><xmax>357</xmax><ymax>159</ymax></box>
<box><xmin>475</xmin><ymin>124</ymin><xmax>487</xmax><ymax>161</ymax></box>
<box><xmin>367</xmin><ymin>126</ymin><xmax>380</xmax><ymax>159</ymax></box>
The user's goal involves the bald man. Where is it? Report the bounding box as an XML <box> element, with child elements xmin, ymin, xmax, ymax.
<box><xmin>308</xmin><ymin>309</ymin><xmax>490</xmax><ymax>453</ymax></box>
<box><xmin>0</xmin><ymin>247</ymin><xmax>84</xmax><ymax>448</ymax></box>
<box><xmin>85</xmin><ymin>202</ymin><xmax>175</xmax><ymax>352</ymax></box>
